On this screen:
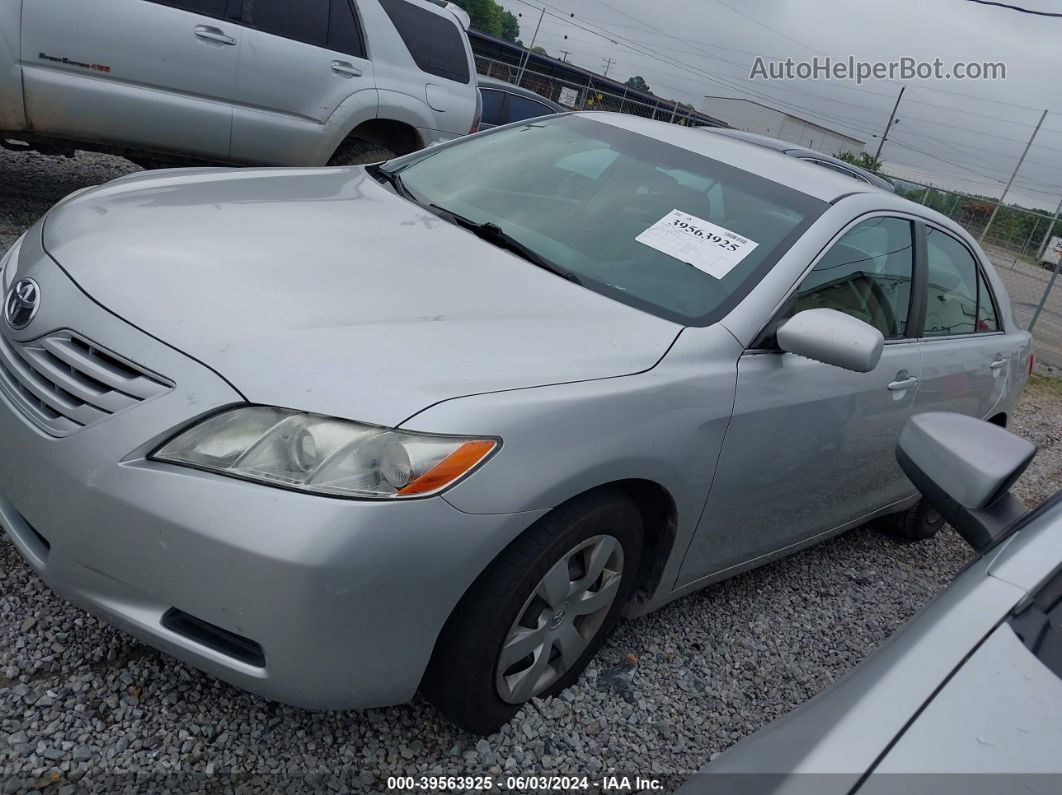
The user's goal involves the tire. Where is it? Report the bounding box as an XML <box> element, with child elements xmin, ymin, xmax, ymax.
<box><xmin>327</xmin><ymin>139</ymin><xmax>395</xmax><ymax>166</ymax></box>
<box><xmin>423</xmin><ymin>489</ymin><xmax>644</xmax><ymax>735</ymax></box>
<box><xmin>878</xmin><ymin>498</ymin><xmax>946</xmax><ymax>542</ymax></box>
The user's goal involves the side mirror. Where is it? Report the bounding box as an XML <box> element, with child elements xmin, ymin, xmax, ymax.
<box><xmin>776</xmin><ymin>308</ymin><xmax>884</xmax><ymax>373</ymax></box>
<box><xmin>897</xmin><ymin>413</ymin><xmax>1037</xmax><ymax>551</ymax></box>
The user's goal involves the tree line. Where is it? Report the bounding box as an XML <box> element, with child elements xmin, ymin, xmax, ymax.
<box><xmin>449</xmin><ymin>0</ymin><xmax>520</xmax><ymax>42</ymax></box>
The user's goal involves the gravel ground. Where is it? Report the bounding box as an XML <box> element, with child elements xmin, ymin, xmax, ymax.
<box><xmin>2</xmin><ymin>149</ymin><xmax>1062</xmax><ymax>793</ymax></box>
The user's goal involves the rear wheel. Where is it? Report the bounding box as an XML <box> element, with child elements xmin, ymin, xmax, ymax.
<box><xmin>423</xmin><ymin>489</ymin><xmax>643</xmax><ymax>735</ymax></box>
<box><xmin>328</xmin><ymin>139</ymin><xmax>395</xmax><ymax>166</ymax></box>
<box><xmin>878</xmin><ymin>498</ymin><xmax>946</xmax><ymax>542</ymax></box>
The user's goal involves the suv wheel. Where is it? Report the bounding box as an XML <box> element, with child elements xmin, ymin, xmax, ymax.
<box><xmin>423</xmin><ymin>489</ymin><xmax>643</xmax><ymax>735</ymax></box>
<box><xmin>878</xmin><ymin>498</ymin><xmax>946</xmax><ymax>542</ymax></box>
<box><xmin>328</xmin><ymin>139</ymin><xmax>395</xmax><ymax>166</ymax></box>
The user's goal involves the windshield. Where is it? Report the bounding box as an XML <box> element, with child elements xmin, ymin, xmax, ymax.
<box><xmin>385</xmin><ymin>115</ymin><xmax>826</xmax><ymax>325</ymax></box>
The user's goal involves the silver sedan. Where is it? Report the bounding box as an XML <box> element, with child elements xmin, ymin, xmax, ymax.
<box><xmin>0</xmin><ymin>113</ymin><xmax>1032</xmax><ymax>734</ymax></box>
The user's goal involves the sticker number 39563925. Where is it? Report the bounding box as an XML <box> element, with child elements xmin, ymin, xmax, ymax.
<box><xmin>635</xmin><ymin>210</ymin><xmax>758</xmax><ymax>280</ymax></box>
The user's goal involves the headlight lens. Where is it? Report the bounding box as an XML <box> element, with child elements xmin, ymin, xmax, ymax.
<box><xmin>152</xmin><ymin>406</ymin><xmax>498</xmax><ymax>499</ymax></box>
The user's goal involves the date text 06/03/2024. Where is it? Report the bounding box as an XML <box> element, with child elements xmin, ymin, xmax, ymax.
<box><xmin>385</xmin><ymin>775</ymin><xmax>665</xmax><ymax>791</ymax></box>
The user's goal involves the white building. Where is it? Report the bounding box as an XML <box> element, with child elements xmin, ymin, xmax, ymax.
<box><xmin>700</xmin><ymin>96</ymin><xmax>866</xmax><ymax>156</ymax></box>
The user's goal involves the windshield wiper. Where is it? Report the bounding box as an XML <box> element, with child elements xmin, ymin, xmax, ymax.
<box><xmin>369</xmin><ymin>164</ymin><xmax>412</xmax><ymax>199</ymax></box>
<box><xmin>428</xmin><ymin>204</ymin><xmax>583</xmax><ymax>285</ymax></box>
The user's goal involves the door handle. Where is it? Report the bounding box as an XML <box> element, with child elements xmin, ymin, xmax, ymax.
<box><xmin>888</xmin><ymin>376</ymin><xmax>919</xmax><ymax>391</ymax></box>
<box><xmin>331</xmin><ymin>60</ymin><xmax>362</xmax><ymax>78</ymax></box>
<box><xmin>990</xmin><ymin>357</ymin><xmax>1007</xmax><ymax>370</ymax></box>
<box><xmin>194</xmin><ymin>26</ymin><xmax>236</xmax><ymax>45</ymax></box>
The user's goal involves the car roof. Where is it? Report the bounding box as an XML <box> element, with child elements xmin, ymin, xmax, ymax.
<box><xmin>707</xmin><ymin>128</ymin><xmax>792</xmax><ymax>152</ymax></box>
<box><xmin>476</xmin><ymin>77</ymin><xmax>567</xmax><ymax>111</ymax></box>
<box><xmin>580</xmin><ymin>113</ymin><xmax>890</xmax><ymax>203</ymax></box>
<box><xmin>704</xmin><ymin>128</ymin><xmax>894</xmax><ymax>191</ymax></box>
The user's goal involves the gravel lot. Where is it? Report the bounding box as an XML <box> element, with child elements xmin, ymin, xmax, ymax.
<box><xmin>2</xmin><ymin>149</ymin><xmax>1062</xmax><ymax>793</ymax></box>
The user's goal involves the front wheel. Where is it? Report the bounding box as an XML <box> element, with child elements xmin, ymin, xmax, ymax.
<box><xmin>328</xmin><ymin>139</ymin><xmax>395</xmax><ymax>166</ymax></box>
<box><xmin>877</xmin><ymin>498</ymin><xmax>946</xmax><ymax>542</ymax></box>
<box><xmin>423</xmin><ymin>489</ymin><xmax>643</xmax><ymax>735</ymax></box>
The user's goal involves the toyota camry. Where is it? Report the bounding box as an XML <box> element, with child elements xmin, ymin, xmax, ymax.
<box><xmin>0</xmin><ymin>113</ymin><xmax>1031</xmax><ymax>734</ymax></box>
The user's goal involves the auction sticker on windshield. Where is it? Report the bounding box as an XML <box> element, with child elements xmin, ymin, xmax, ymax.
<box><xmin>636</xmin><ymin>210</ymin><xmax>758</xmax><ymax>279</ymax></box>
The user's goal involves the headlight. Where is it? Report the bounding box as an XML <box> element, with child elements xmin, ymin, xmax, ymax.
<box><xmin>152</xmin><ymin>406</ymin><xmax>498</xmax><ymax>499</ymax></box>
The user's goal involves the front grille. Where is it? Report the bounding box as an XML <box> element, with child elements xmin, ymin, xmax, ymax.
<box><xmin>0</xmin><ymin>329</ymin><xmax>173</xmax><ymax>436</ymax></box>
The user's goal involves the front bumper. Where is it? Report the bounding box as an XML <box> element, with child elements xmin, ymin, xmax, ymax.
<box><xmin>0</xmin><ymin>234</ymin><xmax>544</xmax><ymax>709</ymax></box>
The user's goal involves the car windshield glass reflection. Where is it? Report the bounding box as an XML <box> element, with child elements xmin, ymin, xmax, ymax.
<box><xmin>388</xmin><ymin>115</ymin><xmax>826</xmax><ymax>325</ymax></box>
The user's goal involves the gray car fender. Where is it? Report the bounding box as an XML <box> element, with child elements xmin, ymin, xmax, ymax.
<box><xmin>400</xmin><ymin>324</ymin><xmax>742</xmax><ymax>601</ymax></box>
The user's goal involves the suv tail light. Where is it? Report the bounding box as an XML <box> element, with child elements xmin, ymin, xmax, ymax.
<box><xmin>1030</xmin><ymin>352</ymin><xmax>1035</xmax><ymax>376</ymax></box>
<box><xmin>469</xmin><ymin>88</ymin><xmax>483</xmax><ymax>134</ymax></box>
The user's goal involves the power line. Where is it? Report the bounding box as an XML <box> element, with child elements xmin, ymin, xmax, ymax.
<box><xmin>509</xmin><ymin>0</ymin><xmax>1062</xmax><ymax>200</ymax></box>
<box><xmin>560</xmin><ymin>17</ymin><xmax>1049</xmax><ymax>131</ymax></box>
<box><xmin>963</xmin><ymin>0</ymin><xmax>1062</xmax><ymax>16</ymax></box>
<box><xmin>902</xmin><ymin>88</ymin><xmax>1050</xmax><ymax>128</ymax></box>
<box><xmin>708</xmin><ymin>0</ymin><xmax>826</xmax><ymax>56</ymax></box>
<box><xmin>540</xmin><ymin>21</ymin><xmax>895</xmax><ymax>117</ymax></box>
<box><xmin>519</xmin><ymin>1</ymin><xmax>883</xmax><ymax>139</ymax></box>
<box><xmin>514</xmin><ymin>1</ymin><xmax>860</xmax><ymax>128</ymax></box>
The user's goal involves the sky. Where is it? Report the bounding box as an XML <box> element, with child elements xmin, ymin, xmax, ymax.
<box><xmin>495</xmin><ymin>0</ymin><xmax>1062</xmax><ymax>211</ymax></box>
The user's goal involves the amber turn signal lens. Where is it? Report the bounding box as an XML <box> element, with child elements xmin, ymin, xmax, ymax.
<box><xmin>397</xmin><ymin>440</ymin><xmax>497</xmax><ymax>496</ymax></box>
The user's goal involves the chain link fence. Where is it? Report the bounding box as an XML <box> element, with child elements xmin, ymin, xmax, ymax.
<box><xmin>889</xmin><ymin>177</ymin><xmax>1062</xmax><ymax>367</ymax></box>
<box><xmin>474</xmin><ymin>56</ymin><xmax>710</xmax><ymax>126</ymax></box>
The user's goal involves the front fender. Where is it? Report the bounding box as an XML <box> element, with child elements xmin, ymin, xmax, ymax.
<box><xmin>401</xmin><ymin>325</ymin><xmax>741</xmax><ymax>599</ymax></box>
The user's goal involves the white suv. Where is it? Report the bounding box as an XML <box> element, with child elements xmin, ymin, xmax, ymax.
<box><xmin>0</xmin><ymin>0</ymin><xmax>481</xmax><ymax>167</ymax></box>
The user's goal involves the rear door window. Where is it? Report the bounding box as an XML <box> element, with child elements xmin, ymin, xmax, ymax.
<box><xmin>378</xmin><ymin>0</ymin><xmax>471</xmax><ymax>84</ymax></box>
<box><xmin>505</xmin><ymin>95</ymin><xmax>554</xmax><ymax>124</ymax></box>
<box><xmin>328</xmin><ymin>0</ymin><xmax>366</xmax><ymax>58</ymax></box>
<box><xmin>148</xmin><ymin>0</ymin><xmax>237</xmax><ymax>18</ymax></box>
<box><xmin>480</xmin><ymin>89</ymin><xmax>506</xmax><ymax>127</ymax></box>
<box><xmin>977</xmin><ymin>270</ymin><xmax>999</xmax><ymax>332</ymax></box>
<box><xmin>924</xmin><ymin>227</ymin><xmax>999</xmax><ymax>336</ymax></box>
<box><xmin>249</xmin><ymin>0</ymin><xmax>329</xmax><ymax>47</ymax></box>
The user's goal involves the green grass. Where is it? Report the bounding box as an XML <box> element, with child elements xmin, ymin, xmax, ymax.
<box><xmin>1029</xmin><ymin>373</ymin><xmax>1062</xmax><ymax>395</ymax></box>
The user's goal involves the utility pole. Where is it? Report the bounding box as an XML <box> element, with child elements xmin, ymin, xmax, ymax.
<box><xmin>558</xmin><ymin>50</ymin><xmax>571</xmax><ymax>62</ymax></box>
<box><xmin>874</xmin><ymin>85</ymin><xmax>905</xmax><ymax>162</ymax></box>
<box><xmin>515</xmin><ymin>6</ymin><xmax>545</xmax><ymax>86</ymax></box>
<box><xmin>602</xmin><ymin>57</ymin><xmax>614</xmax><ymax>77</ymax></box>
<box><xmin>979</xmin><ymin>108</ymin><xmax>1048</xmax><ymax>243</ymax></box>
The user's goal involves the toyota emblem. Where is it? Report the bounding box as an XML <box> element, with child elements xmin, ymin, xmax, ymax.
<box><xmin>4</xmin><ymin>278</ymin><xmax>41</xmax><ymax>330</ymax></box>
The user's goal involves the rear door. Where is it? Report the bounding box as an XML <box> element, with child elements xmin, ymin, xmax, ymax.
<box><xmin>20</xmin><ymin>0</ymin><xmax>240</xmax><ymax>159</ymax></box>
<box><xmin>679</xmin><ymin>215</ymin><xmax>924</xmax><ymax>584</ymax></box>
<box><xmin>228</xmin><ymin>0</ymin><xmax>376</xmax><ymax>165</ymax></box>
<box><xmin>912</xmin><ymin>224</ymin><xmax>1010</xmax><ymax>419</ymax></box>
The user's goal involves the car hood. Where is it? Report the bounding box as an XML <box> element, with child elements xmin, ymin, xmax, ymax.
<box><xmin>41</xmin><ymin>167</ymin><xmax>679</xmax><ymax>427</ymax></box>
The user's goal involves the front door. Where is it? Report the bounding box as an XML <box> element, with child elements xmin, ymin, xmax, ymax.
<box><xmin>679</xmin><ymin>216</ymin><xmax>924</xmax><ymax>585</ymax></box>
<box><xmin>21</xmin><ymin>0</ymin><xmax>240</xmax><ymax>159</ymax></box>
